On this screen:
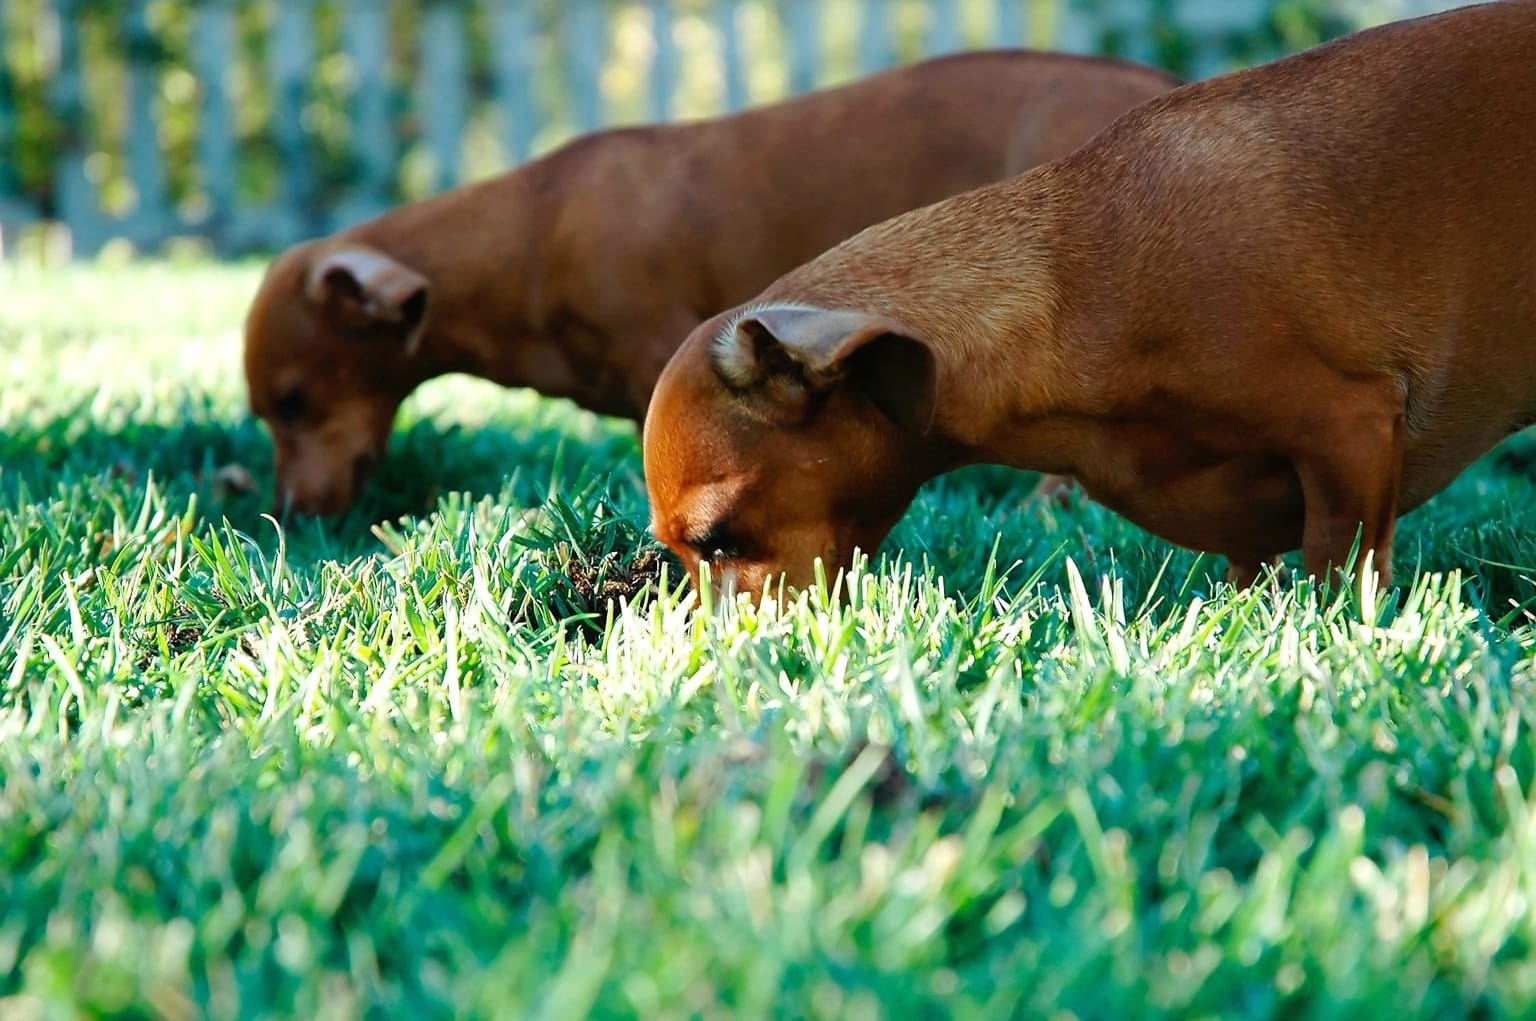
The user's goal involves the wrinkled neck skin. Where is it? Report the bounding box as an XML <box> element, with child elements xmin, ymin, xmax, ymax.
<box><xmin>338</xmin><ymin>175</ymin><xmax>652</xmax><ymax>422</ymax></box>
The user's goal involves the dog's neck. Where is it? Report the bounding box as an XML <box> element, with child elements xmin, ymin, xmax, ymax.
<box><xmin>775</xmin><ymin>172</ymin><xmax>1088</xmax><ymax>474</ymax></box>
<box><xmin>341</xmin><ymin>174</ymin><xmax>652</xmax><ymax>421</ymax></box>
<box><xmin>898</xmin><ymin>191</ymin><xmax>1116</xmax><ymax>482</ymax></box>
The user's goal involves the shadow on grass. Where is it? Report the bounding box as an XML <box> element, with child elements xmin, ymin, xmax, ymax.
<box><xmin>0</xmin><ymin>402</ymin><xmax>646</xmax><ymax>567</ymax></box>
<box><xmin>5</xmin><ymin>398</ymin><xmax>1536</xmax><ymax>616</ymax></box>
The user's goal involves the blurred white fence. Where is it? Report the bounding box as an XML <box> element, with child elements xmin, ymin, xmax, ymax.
<box><xmin>0</xmin><ymin>0</ymin><xmax>1469</xmax><ymax>256</ymax></box>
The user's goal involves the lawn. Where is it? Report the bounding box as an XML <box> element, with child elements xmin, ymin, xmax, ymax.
<box><xmin>4</xmin><ymin>261</ymin><xmax>1536</xmax><ymax>1019</ymax></box>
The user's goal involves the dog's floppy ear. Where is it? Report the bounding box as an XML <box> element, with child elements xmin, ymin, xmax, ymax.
<box><xmin>306</xmin><ymin>246</ymin><xmax>430</xmax><ymax>353</ymax></box>
<box><xmin>714</xmin><ymin>305</ymin><xmax>936</xmax><ymax>433</ymax></box>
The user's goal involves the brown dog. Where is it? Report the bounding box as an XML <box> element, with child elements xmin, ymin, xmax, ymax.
<box><xmin>243</xmin><ymin>51</ymin><xmax>1177</xmax><ymax>516</ymax></box>
<box><xmin>644</xmin><ymin>1</ymin><xmax>1536</xmax><ymax>599</ymax></box>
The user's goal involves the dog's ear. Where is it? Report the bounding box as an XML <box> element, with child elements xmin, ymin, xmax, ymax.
<box><xmin>306</xmin><ymin>247</ymin><xmax>430</xmax><ymax>353</ymax></box>
<box><xmin>714</xmin><ymin>305</ymin><xmax>936</xmax><ymax>433</ymax></box>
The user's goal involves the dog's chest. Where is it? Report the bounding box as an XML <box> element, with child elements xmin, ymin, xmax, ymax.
<box><xmin>1073</xmin><ymin>421</ymin><xmax>1306</xmax><ymax>557</ymax></box>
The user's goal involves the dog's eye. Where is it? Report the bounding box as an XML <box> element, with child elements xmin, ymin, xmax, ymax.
<box><xmin>689</xmin><ymin>524</ymin><xmax>743</xmax><ymax>561</ymax></box>
<box><xmin>271</xmin><ymin>386</ymin><xmax>308</xmax><ymax>424</ymax></box>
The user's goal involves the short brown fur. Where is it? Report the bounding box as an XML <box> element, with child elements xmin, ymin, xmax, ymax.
<box><xmin>243</xmin><ymin>50</ymin><xmax>1177</xmax><ymax>516</ymax></box>
<box><xmin>645</xmin><ymin>2</ymin><xmax>1536</xmax><ymax>597</ymax></box>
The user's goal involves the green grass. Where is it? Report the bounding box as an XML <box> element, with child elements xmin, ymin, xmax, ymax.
<box><xmin>4</xmin><ymin>261</ymin><xmax>1536</xmax><ymax>1019</ymax></box>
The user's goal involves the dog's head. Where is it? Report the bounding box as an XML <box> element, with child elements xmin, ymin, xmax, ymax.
<box><xmin>244</xmin><ymin>242</ymin><xmax>431</xmax><ymax>517</ymax></box>
<box><xmin>644</xmin><ymin>303</ymin><xmax>948</xmax><ymax>601</ymax></box>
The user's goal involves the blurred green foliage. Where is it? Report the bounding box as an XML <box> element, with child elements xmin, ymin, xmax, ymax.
<box><xmin>0</xmin><ymin>1</ymin><xmax>1456</xmax><ymax>229</ymax></box>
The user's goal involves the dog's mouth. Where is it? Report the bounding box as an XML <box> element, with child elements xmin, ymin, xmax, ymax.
<box><xmin>265</xmin><ymin>450</ymin><xmax>380</xmax><ymax>520</ymax></box>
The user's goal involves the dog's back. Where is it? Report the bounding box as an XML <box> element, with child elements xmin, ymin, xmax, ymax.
<box><xmin>769</xmin><ymin>3</ymin><xmax>1536</xmax><ymax>481</ymax></box>
<box><xmin>650</xmin><ymin>50</ymin><xmax>1180</xmax><ymax>310</ymax></box>
<box><xmin>328</xmin><ymin>48</ymin><xmax>1179</xmax><ymax>390</ymax></box>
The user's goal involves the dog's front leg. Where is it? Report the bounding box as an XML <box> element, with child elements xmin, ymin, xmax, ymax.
<box><xmin>1292</xmin><ymin>411</ymin><xmax>1405</xmax><ymax>589</ymax></box>
<box><xmin>1225</xmin><ymin>555</ymin><xmax>1285</xmax><ymax>588</ymax></box>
